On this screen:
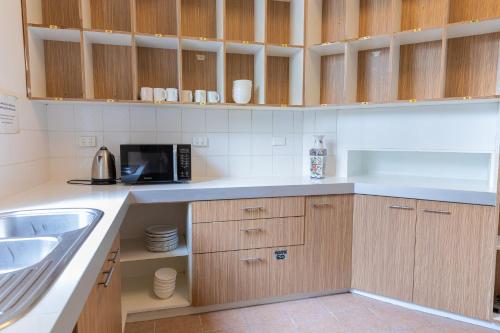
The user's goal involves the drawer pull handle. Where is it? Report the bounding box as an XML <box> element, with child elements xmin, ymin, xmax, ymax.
<box><xmin>313</xmin><ymin>203</ymin><xmax>332</xmax><ymax>208</ymax></box>
<box><xmin>242</xmin><ymin>206</ymin><xmax>264</xmax><ymax>212</ymax></box>
<box><xmin>422</xmin><ymin>209</ymin><xmax>451</xmax><ymax>215</ymax></box>
<box><xmin>240</xmin><ymin>228</ymin><xmax>263</xmax><ymax>232</ymax></box>
<box><xmin>389</xmin><ymin>205</ymin><xmax>413</xmax><ymax>210</ymax></box>
<box><xmin>108</xmin><ymin>249</ymin><xmax>120</xmax><ymax>263</ymax></box>
<box><xmin>99</xmin><ymin>265</ymin><xmax>116</xmax><ymax>288</ymax></box>
<box><xmin>240</xmin><ymin>257</ymin><xmax>263</xmax><ymax>262</ymax></box>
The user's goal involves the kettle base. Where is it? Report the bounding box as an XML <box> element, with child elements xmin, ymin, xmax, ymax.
<box><xmin>91</xmin><ymin>178</ymin><xmax>117</xmax><ymax>185</ymax></box>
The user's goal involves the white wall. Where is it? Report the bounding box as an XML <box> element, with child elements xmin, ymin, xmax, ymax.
<box><xmin>0</xmin><ymin>1</ymin><xmax>49</xmax><ymax>199</ymax></box>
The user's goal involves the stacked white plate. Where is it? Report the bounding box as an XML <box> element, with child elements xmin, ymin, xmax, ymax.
<box><xmin>144</xmin><ymin>225</ymin><xmax>179</xmax><ymax>252</ymax></box>
<box><xmin>232</xmin><ymin>80</ymin><xmax>253</xmax><ymax>104</ymax></box>
<box><xmin>153</xmin><ymin>268</ymin><xmax>177</xmax><ymax>299</ymax></box>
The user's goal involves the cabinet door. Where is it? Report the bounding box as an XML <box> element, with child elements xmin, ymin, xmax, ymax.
<box><xmin>413</xmin><ymin>201</ymin><xmax>497</xmax><ymax>320</ymax></box>
<box><xmin>352</xmin><ymin>195</ymin><xmax>417</xmax><ymax>302</ymax></box>
<box><xmin>269</xmin><ymin>246</ymin><xmax>306</xmax><ymax>297</ymax></box>
<box><xmin>237</xmin><ymin>248</ymin><xmax>270</xmax><ymax>301</ymax></box>
<box><xmin>304</xmin><ymin>195</ymin><xmax>353</xmax><ymax>293</ymax></box>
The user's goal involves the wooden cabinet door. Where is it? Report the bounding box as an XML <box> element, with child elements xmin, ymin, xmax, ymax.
<box><xmin>352</xmin><ymin>195</ymin><xmax>417</xmax><ymax>302</ymax></box>
<box><xmin>269</xmin><ymin>246</ymin><xmax>306</xmax><ymax>297</ymax></box>
<box><xmin>76</xmin><ymin>236</ymin><xmax>122</xmax><ymax>333</ymax></box>
<box><xmin>304</xmin><ymin>195</ymin><xmax>354</xmax><ymax>293</ymax></box>
<box><xmin>237</xmin><ymin>248</ymin><xmax>270</xmax><ymax>301</ymax></box>
<box><xmin>413</xmin><ymin>201</ymin><xmax>497</xmax><ymax>320</ymax></box>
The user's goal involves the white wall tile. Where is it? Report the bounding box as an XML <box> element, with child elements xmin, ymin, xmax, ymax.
<box><xmin>19</xmin><ymin>101</ymin><xmax>47</xmax><ymax>131</ymax></box>
<box><xmin>192</xmin><ymin>156</ymin><xmax>206</xmax><ymax>178</ymax></box>
<box><xmin>102</xmin><ymin>106</ymin><xmax>130</xmax><ymax>131</ymax></box>
<box><xmin>47</xmin><ymin>104</ymin><xmax>75</xmax><ymax>131</ymax></box>
<box><xmin>103</xmin><ymin>131</ymin><xmax>130</xmax><ymax>156</ymax></box>
<box><xmin>156</xmin><ymin>132</ymin><xmax>182</xmax><ymax>144</ymax></box>
<box><xmin>49</xmin><ymin>131</ymin><xmax>76</xmax><ymax>158</ymax></box>
<box><xmin>272</xmin><ymin>133</ymin><xmax>295</xmax><ymax>156</ymax></box>
<box><xmin>229</xmin><ymin>133</ymin><xmax>251</xmax><ymax>155</ymax></box>
<box><xmin>157</xmin><ymin>108</ymin><xmax>182</xmax><ymax>132</ymax></box>
<box><xmin>206</xmin><ymin>109</ymin><xmax>228</xmax><ymax>132</ymax></box>
<box><xmin>252</xmin><ymin>110</ymin><xmax>273</xmax><ymax>133</ymax></box>
<box><xmin>229</xmin><ymin>110</ymin><xmax>252</xmax><ymax>132</ymax></box>
<box><xmin>251</xmin><ymin>155</ymin><xmax>273</xmax><ymax>176</ymax></box>
<box><xmin>315</xmin><ymin>109</ymin><xmax>337</xmax><ymax>133</ymax></box>
<box><xmin>273</xmin><ymin>110</ymin><xmax>294</xmax><ymax>133</ymax></box>
<box><xmin>293</xmin><ymin>110</ymin><xmax>304</xmax><ymax>133</ymax></box>
<box><xmin>206</xmin><ymin>133</ymin><xmax>229</xmax><ymax>156</ymax></box>
<box><xmin>273</xmin><ymin>155</ymin><xmax>294</xmax><ymax>177</ymax></box>
<box><xmin>206</xmin><ymin>156</ymin><xmax>228</xmax><ymax>177</ymax></box>
<box><xmin>303</xmin><ymin>110</ymin><xmax>316</xmax><ymax>133</ymax></box>
<box><xmin>228</xmin><ymin>156</ymin><xmax>251</xmax><ymax>177</ymax></box>
<box><xmin>131</xmin><ymin>106</ymin><xmax>157</xmax><ymax>131</ymax></box>
<box><xmin>130</xmin><ymin>131</ymin><xmax>157</xmax><ymax>144</ymax></box>
<box><xmin>251</xmin><ymin>133</ymin><xmax>272</xmax><ymax>155</ymax></box>
<box><xmin>75</xmin><ymin>105</ymin><xmax>103</xmax><ymax>131</ymax></box>
<box><xmin>50</xmin><ymin>157</ymin><xmax>77</xmax><ymax>180</ymax></box>
<box><xmin>182</xmin><ymin>108</ymin><xmax>206</xmax><ymax>132</ymax></box>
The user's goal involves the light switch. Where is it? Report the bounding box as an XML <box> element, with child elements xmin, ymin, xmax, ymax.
<box><xmin>272</xmin><ymin>136</ymin><xmax>286</xmax><ymax>146</ymax></box>
<box><xmin>192</xmin><ymin>136</ymin><xmax>209</xmax><ymax>147</ymax></box>
<box><xmin>79</xmin><ymin>136</ymin><xmax>96</xmax><ymax>147</ymax></box>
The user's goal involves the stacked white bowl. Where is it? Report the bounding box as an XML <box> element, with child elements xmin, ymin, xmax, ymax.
<box><xmin>144</xmin><ymin>225</ymin><xmax>179</xmax><ymax>252</ymax></box>
<box><xmin>232</xmin><ymin>80</ymin><xmax>253</xmax><ymax>104</ymax></box>
<box><xmin>153</xmin><ymin>268</ymin><xmax>177</xmax><ymax>299</ymax></box>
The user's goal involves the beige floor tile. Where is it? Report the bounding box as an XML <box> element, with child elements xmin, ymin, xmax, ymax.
<box><xmin>247</xmin><ymin>323</ymin><xmax>299</xmax><ymax>333</ymax></box>
<box><xmin>240</xmin><ymin>302</ymin><xmax>294</xmax><ymax>326</ymax></box>
<box><xmin>200</xmin><ymin>309</ymin><xmax>247</xmax><ymax>331</ymax></box>
<box><xmin>125</xmin><ymin>320</ymin><xmax>155</xmax><ymax>333</ymax></box>
<box><xmin>156</xmin><ymin>315</ymin><xmax>203</xmax><ymax>333</ymax></box>
<box><xmin>204</xmin><ymin>326</ymin><xmax>251</xmax><ymax>333</ymax></box>
<box><xmin>282</xmin><ymin>298</ymin><xmax>330</xmax><ymax>317</ymax></box>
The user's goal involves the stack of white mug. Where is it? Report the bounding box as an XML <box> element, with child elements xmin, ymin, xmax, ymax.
<box><xmin>181</xmin><ymin>90</ymin><xmax>220</xmax><ymax>104</ymax></box>
<box><xmin>232</xmin><ymin>80</ymin><xmax>252</xmax><ymax>104</ymax></box>
<box><xmin>141</xmin><ymin>87</ymin><xmax>178</xmax><ymax>103</ymax></box>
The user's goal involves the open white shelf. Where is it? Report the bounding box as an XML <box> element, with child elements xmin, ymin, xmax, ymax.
<box><xmin>121</xmin><ymin>237</ymin><xmax>188</xmax><ymax>263</ymax></box>
<box><xmin>122</xmin><ymin>273</ymin><xmax>190</xmax><ymax>314</ymax></box>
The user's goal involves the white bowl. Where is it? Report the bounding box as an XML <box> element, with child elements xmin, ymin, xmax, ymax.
<box><xmin>154</xmin><ymin>286</ymin><xmax>176</xmax><ymax>293</ymax></box>
<box><xmin>154</xmin><ymin>289</ymin><xmax>175</xmax><ymax>299</ymax></box>
<box><xmin>233</xmin><ymin>80</ymin><xmax>252</xmax><ymax>86</ymax></box>
<box><xmin>155</xmin><ymin>268</ymin><xmax>177</xmax><ymax>281</ymax></box>
<box><xmin>154</xmin><ymin>279</ymin><xmax>176</xmax><ymax>286</ymax></box>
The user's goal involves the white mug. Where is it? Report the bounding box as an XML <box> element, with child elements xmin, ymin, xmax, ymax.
<box><xmin>181</xmin><ymin>90</ymin><xmax>193</xmax><ymax>103</ymax></box>
<box><xmin>166</xmin><ymin>88</ymin><xmax>178</xmax><ymax>102</ymax></box>
<box><xmin>194</xmin><ymin>90</ymin><xmax>207</xmax><ymax>104</ymax></box>
<box><xmin>207</xmin><ymin>91</ymin><xmax>220</xmax><ymax>103</ymax></box>
<box><xmin>153</xmin><ymin>88</ymin><xmax>166</xmax><ymax>103</ymax></box>
<box><xmin>140</xmin><ymin>87</ymin><xmax>153</xmax><ymax>102</ymax></box>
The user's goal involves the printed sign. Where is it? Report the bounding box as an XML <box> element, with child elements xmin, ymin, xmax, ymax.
<box><xmin>0</xmin><ymin>94</ymin><xmax>18</xmax><ymax>134</ymax></box>
<box><xmin>275</xmin><ymin>249</ymin><xmax>288</xmax><ymax>260</ymax></box>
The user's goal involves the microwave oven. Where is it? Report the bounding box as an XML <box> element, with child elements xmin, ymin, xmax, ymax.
<box><xmin>120</xmin><ymin>144</ymin><xmax>191</xmax><ymax>184</ymax></box>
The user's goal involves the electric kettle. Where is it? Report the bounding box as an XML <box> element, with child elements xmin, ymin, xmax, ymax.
<box><xmin>91</xmin><ymin>146</ymin><xmax>117</xmax><ymax>185</ymax></box>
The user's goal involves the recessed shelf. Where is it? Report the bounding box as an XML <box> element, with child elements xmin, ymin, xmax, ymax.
<box><xmin>135</xmin><ymin>0</ymin><xmax>177</xmax><ymax>35</ymax></box>
<box><xmin>83</xmin><ymin>0</ymin><xmax>132</xmax><ymax>31</ymax></box>
<box><xmin>266</xmin><ymin>0</ymin><xmax>304</xmax><ymax>46</ymax></box>
<box><xmin>400</xmin><ymin>0</ymin><xmax>448</xmax><ymax>31</ymax></box>
<box><xmin>136</xmin><ymin>46</ymin><xmax>179</xmax><ymax>99</ymax></box>
<box><xmin>357</xmin><ymin>47</ymin><xmax>391</xmax><ymax>103</ymax></box>
<box><xmin>359</xmin><ymin>0</ymin><xmax>394</xmax><ymax>37</ymax></box>
<box><xmin>181</xmin><ymin>0</ymin><xmax>222</xmax><ymax>39</ymax></box>
<box><xmin>121</xmin><ymin>237</ymin><xmax>188</xmax><ymax>263</ymax></box>
<box><xmin>25</xmin><ymin>0</ymin><xmax>81</xmax><ymax>28</ymax></box>
<box><xmin>225</xmin><ymin>0</ymin><xmax>265</xmax><ymax>42</ymax></box>
<box><xmin>321</xmin><ymin>0</ymin><xmax>347</xmax><ymax>43</ymax></box>
<box><xmin>321</xmin><ymin>54</ymin><xmax>345</xmax><ymax>105</ymax></box>
<box><xmin>448</xmin><ymin>0</ymin><xmax>500</xmax><ymax>24</ymax></box>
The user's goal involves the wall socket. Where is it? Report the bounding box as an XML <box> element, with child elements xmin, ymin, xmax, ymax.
<box><xmin>192</xmin><ymin>136</ymin><xmax>209</xmax><ymax>147</ymax></box>
<box><xmin>79</xmin><ymin>136</ymin><xmax>97</xmax><ymax>147</ymax></box>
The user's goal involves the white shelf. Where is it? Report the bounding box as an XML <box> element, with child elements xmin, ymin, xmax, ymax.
<box><xmin>120</xmin><ymin>237</ymin><xmax>188</xmax><ymax>263</ymax></box>
<box><xmin>136</xmin><ymin>34</ymin><xmax>179</xmax><ymax>49</ymax></box>
<box><xmin>447</xmin><ymin>17</ymin><xmax>500</xmax><ymax>39</ymax></box>
<box><xmin>310</xmin><ymin>42</ymin><xmax>346</xmax><ymax>56</ymax></box>
<box><xmin>29</xmin><ymin>26</ymin><xmax>81</xmax><ymax>42</ymax></box>
<box><xmin>394</xmin><ymin>28</ymin><xmax>443</xmax><ymax>45</ymax></box>
<box><xmin>122</xmin><ymin>274</ymin><xmax>190</xmax><ymax>314</ymax></box>
<box><xmin>83</xmin><ymin>30</ymin><xmax>132</xmax><ymax>46</ymax></box>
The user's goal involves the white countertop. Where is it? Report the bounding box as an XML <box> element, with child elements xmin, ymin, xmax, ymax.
<box><xmin>0</xmin><ymin>175</ymin><xmax>496</xmax><ymax>332</ymax></box>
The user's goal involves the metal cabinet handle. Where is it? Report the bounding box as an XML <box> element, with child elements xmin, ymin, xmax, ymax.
<box><xmin>240</xmin><ymin>228</ymin><xmax>263</xmax><ymax>232</ymax></box>
<box><xmin>108</xmin><ymin>249</ymin><xmax>120</xmax><ymax>263</ymax></box>
<box><xmin>313</xmin><ymin>203</ymin><xmax>332</xmax><ymax>208</ymax></box>
<box><xmin>389</xmin><ymin>205</ymin><xmax>414</xmax><ymax>210</ymax></box>
<box><xmin>99</xmin><ymin>265</ymin><xmax>115</xmax><ymax>288</ymax></box>
<box><xmin>422</xmin><ymin>209</ymin><xmax>451</xmax><ymax>215</ymax></box>
<box><xmin>241</xmin><ymin>206</ymin><xmax>264</xmax><ymax>212</ymax></box>
<box><xmin>240</xmin><ymin>257</ymin><xmax>263</xmax><ymax>262</ymax></box>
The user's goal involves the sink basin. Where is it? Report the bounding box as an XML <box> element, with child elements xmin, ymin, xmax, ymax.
<box><xmin>0</xmin><ymin>209</ymin><xmax>101</xmax><ymax>238</ymax></box>
<box><xmin>0</xmin><ymin>208</ymin><xmax>103</xmax><ymax>329</ymax></box>
<box><xmin>0</xmin><ymin>237</ymin><xmax>60</xmax><ymax>274</ymax></box>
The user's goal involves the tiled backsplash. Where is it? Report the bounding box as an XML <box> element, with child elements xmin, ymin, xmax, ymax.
<box><xmin>46</xmin><ymin>104</ymin><xmax>338</xmax><ymax>180</ymax></box>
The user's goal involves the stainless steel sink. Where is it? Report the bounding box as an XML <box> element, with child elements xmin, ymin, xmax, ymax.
<box><xmin>0</xmin><ymin>208</ymin><xmax>103</xmax><ymax>329</ymax></box>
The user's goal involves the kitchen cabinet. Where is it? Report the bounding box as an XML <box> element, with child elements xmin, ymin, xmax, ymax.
<box><xmin>303</xmin><ymin>195</ymin><xmax>353</xmax><ymax>293</ymax></box>
<box><xmin>352</xmin><ymin>195</ymin><xmax>417</xmax><ymax>302</ymax></box>
<box><xmin>413</xmin><ymin>200</ymin><xmax>497</xmax><ymax>320</ymax></box>
<box><xmin>76</xmin><ymin>236</ymin><xmax>122</xmax><ymax>333</ymax></box>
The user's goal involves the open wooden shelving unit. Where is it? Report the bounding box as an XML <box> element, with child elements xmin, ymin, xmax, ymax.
<box><xmin>22</xmin><ymin>0</ymin><xmax>305</xmax><ymax>106</ymax></box>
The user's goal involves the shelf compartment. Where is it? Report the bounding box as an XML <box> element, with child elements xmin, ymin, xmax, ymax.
<box><xmin>225</xmin><ymin>42</ymin><xmax>265</xmax><ymax>104</ymax></box>
<box><xmin>135</xmin><ymin>0</ymin><xmax>177</xmax><ymax>35</ymax></box>
<box><xmin>181</xmin><ymin>0</ymin><xmax>223</xmax><ymax>39</ymax></box>
<box><xmin>27</xmin><ymin>26</ymin><xmax>83</xmax><ymax>99</ymax></box>
<box><xmin>225</xmin><ymin>0</ymin><xmax>265</xmax><ymax>42</ymax></box>
<box><xmin>400</xmin><ymin>0</ymin><xmax>448</xmax><ymax>31</ymax></box>
<box><xmin>321</xmin><ymin>0</ymin><xmax>347</xmax><ymax>43</ymax></box>
<box><xmin>398</xmin><ymin>41</ymin><xmax>443</xmax><ymax>100</ymax></box>
<box><xmin>121</xmin><ymin>237</ymin><xmax>188</xmax><ymax>263</ymax></box>
<box><xmin>82</xmin><ymin>0</ymin><xmax>132</xmax><ymax>31</ymax></box>
<box><xmin>266</xmin><ymin>45</ymin><xmax>304</xmax><ymax>105</ymax></box>
<box><xmin>448</xmin><ymin>0</ymin><xmax>500</xmax><ymax>24</ymax></box>
<box><xmin>320</xmin><ymin>54</ymin><xmax>345</xmax><ymax>105</ymax></box>
<box><xmin>25</xmin><ymin>0</ymin><xmax>81</xmax><ymax>28</ymax></box>
<box><xmin>359</xmin><ymin>0</ymin><xmax>394</xmax><ymax>37</ymax></box>
<box><xmin>266</xmin><ymin>0</ymin><xmax>304</xmax><ymax>46</ymax></box>
<box><xmin>445</xmin><ymin>33</ymin><xmax>500</xmax><ymax>98</ymax></box>
<box><xmin>136</xmin><ymin>35</ymin><xmax>179</xmax><ymax>99</ymax></box>
<box><xmin>356</xmin><ymin>47</ymin><xmax>391</xmax><ymax>103</ymax></box>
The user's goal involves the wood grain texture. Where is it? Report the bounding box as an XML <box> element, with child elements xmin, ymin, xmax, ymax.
<box><xmin>239</xmin><ymin>217</ymin><xmax>304</xmax><ymax>250</ymax></box>
<box><xmin>398</xmin><ymin>41</ymin><xmax>442</xmax><ymax>100</ymax></box>
<box><xmin>268</xmin><ymin>246</ymin><xmax>306</xmax><ymax>297</ymax></box>
<box><xmin>237</xmin><ymin>248</ymin><xmax>271</xmax><ymax>301</ymax></box>
<box><xmin>357</xmin><ymin>47</ymin><xmax>390</xmax><ymax>102</ymax></box>
<box><xmin>137</xmin><ymin>47</ymin><xmax>178</xmax><ymax>93</ymax></box>
<box><xmin>92</xmin><ymin>44</ymin><xmax>133</xmax><ymax>100</ymax></box>
<box><xmin>448</xmin><ymin>0</ymin><xmax>500</xmax><ymax>23</ymax></box>
<box><xmin>322</xmin><ymin>0</ymin><xmax>346</xmax><ymax>42</ymax></box>
<box><xmin>181</xmin><ymin>50</ymin><xmax>217</xmax><ymax>91</ymax></box>
<box><xmin>226</xmin><ymin>53</ymin><xmax>255</xmax><ymax>103</ymax></box>
<box><xmin>136</xmin><ymin>0</ymin><xmax>177</xmax><ymax>35</ymax></box>
<box><xmin>303</xmin><ymin>195</ymin><xmax>353</xmax><ymax>293</ymax></box>
<box><xmin>359</xmin><ymin>0</ymin><xmax>393</xmax><ymax>37</ymax></box>
<box><xmin>413</xmin><ymin>200</ymin><xmax>497</xmax><ymax>320</ymax></box>
<box><xmin>266</xmin><ymin>0</ymin><xmax>290</xmax><ymax>44</ymax></box>
<box><xmin>192</xmin><ymin>197</ymin><xmax>305</xmax><ymax>223</ymax></box>
<box><xmin>352</xmin><ymin>195</ymin><xmax>417</xmax><ymax>302</ymax></box>
<box><xmin>42</xmin><ymin>0</ymin><xmax>81</xmax><ymax>28</ymax></box>
<box><xmin>90</xmin><ymin>0</ymin><xmax>131</xmax><ymax>31</ymax></box>
<box><xmin>445</xmin><ymin>33</ymin><xmax>500</xmax><ymax>98</ymax></box>
<box><xmin>400</xmin><ymin>0</ymin><xmax>448</xmax><ymax>31</ymax></box>
<box><xmin>192</xmin><ymin>220</ymin><xmax>240</xmax><ymax>253</ymax></box>
<box><xmin>181</xmin><ymin>0</ymin><xmax>217</xmax><ymax>38</ymax></box>
<box><xmin>320</xmin><ymin>54</ymin><xmax>345</xmax><ymax>104</ymax></box>
<box><xmin>266</xmin><ymin>56</ymin><xmax>289</xmax><ymax>105</ymax></box>
<box><xmin>44</xmin><ymin>41</ymin><xmax>83</xmax><ymax>98</ymax></box>
<box><xmin>225</xmin><ymin>0</ymin><xmax>255</xmax><ymax>41</ymax></box>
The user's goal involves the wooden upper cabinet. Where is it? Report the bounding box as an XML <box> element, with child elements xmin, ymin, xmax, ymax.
<box><xmin>352</xmin><ymin>195</ymin><xmax>417</xmax><ymax>302</ymax></box>
<box><xmin>303</xmin><ymin>195</ymin><xmax>353</xmax><ymax>293</ymax></box>
<box><xmin>413</xmin><ymin>201</ymin><xmax>497</xmax><ymax>320</ymax></box>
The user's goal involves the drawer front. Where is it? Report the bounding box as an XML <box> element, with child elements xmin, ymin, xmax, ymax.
<box><xmin>193</xmin><ymin>217</ymin><xmax>305</xmax><ymax>253</ymax></box>
<box><xmin>192</xmin><ymin>197</ymin><xmax>305</xmax><ymax>223</ymax></box>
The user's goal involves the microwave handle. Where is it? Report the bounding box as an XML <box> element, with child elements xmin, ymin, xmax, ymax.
<box><xmin>173</xmin><ymin>144</ymin><xmax>178</xmax><ymax>182</ymax></box>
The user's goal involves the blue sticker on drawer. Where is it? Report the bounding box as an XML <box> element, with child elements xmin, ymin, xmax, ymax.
<box><xmin>275</xmin><ymin>249</ymin><xmax>288</xmax><ymax>260</ymax></box>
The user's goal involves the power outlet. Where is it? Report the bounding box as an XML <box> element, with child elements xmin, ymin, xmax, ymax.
<box><xmin>79</xmin><ymin>136</ymin><xmax>97</xmax><ymax>147</ymax></box>
<box><xmin>192</xmin><ymin>136</ymin><xmax>209</xmax><ymax>147</ymax></box>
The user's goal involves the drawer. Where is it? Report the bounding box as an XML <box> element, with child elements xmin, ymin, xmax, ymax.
<box><xmin>191</xmin><ymin>197</ymin><xmax>305</xmax><ymax>223</ymax></box>
<box><xmin>192</xmin><ymin>217</ymin><xmax>305</xmax><ymax>253</ymax></box>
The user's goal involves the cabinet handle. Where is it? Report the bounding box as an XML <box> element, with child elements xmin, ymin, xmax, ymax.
<box><xmin>313</xmin><ymin>203</ymin><xmax>332</xmax><ymax>208</ymax></box>
<box><xmin>241</xmin><ymin>206</ymin><xmax>264</xmax><ymax>212</ymax></box>
<box><xmin>240</xmin><ymin>257</ymin><xmax>263</xmax><ymax>262</ymax></box>
<box><xmin>240</xmin><ymin>228</ymin><xmax>263</xmax><ymax>232</ymax></box>
<box><xmin>108</xmin><ymin>249</ymin><xmax>120</xmax><ymax>263</ymax></box>
<box><xmin>422</xmin><ymin>209</ymin><xmax>451</xmax><ymax>215</ymax></box>
<box><xmin>99</xmin><ymin>265</ymin><xmax>116</xmax><ymax>288</ymax></box>
<box><xmin>389</xmin><ymin>205</ymin><xmax>413</xmax><ymax>210</ymax></box>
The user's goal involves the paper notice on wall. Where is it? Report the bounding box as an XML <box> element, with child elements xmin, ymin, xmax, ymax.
<box><xmin>0</xmin><ymin>94</ymin><xmax>18</xmax><ymax>134</ymax></box>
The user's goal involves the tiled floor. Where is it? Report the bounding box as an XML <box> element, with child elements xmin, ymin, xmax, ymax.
<box><xmin>124</xmin><ymin>293</ymin><xmax>497</xmax><ymax>333</ymax></box>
